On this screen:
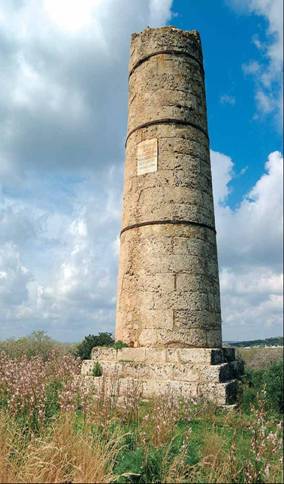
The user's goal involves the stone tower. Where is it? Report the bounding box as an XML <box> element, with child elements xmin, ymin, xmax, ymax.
<box><xmin>116</xmin><ymin>27</ymin><xmax>221</xmax><ymax>349</ymax></box>
<box><xmin>82</xmin><ymin>27</ymin><xmax>242</xmax><ymax>406</ymax></box>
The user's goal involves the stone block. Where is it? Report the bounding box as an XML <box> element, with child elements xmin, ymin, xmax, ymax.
<box><xmin>175</xmin><ymin>274</ymin><xmax>207</xmax><ymax>292</ymax></box>
<box><xmin>174</xmin><ymin>308</ymin><xmax>220</xmax><ymax>330</ymax></box>
<box><xmin>177</xmin><ymin>348</ymin><xmax>209</xmax><ymax>364</ymax></box>
<box><xmin>139</xmin><ymin>329</ymin><xmax>159</xmax><ymax>346</ymax></box>
<box><xmin>170</xmin><ymin>380</ymin><xmax>199</xmax><ymax>399</ymax></box>
<box><xmin>197</xmin><ymin>380</ymin><xmax>238</xmax><ymax>405</ymax></box>
<box><xmin>200</xmin><ymin>363</ymin><xmax>233</xmax><ymax>383</ymax></box>
<box><xmin>118</xmin><ymin>362</ymin><xmax>174</xmax><ymax>380</ymax></box>
<box><xmin>81</xmin><ymin>360</ymin><xmax>94</xmax><ymax>376</ymax></box>
<box><xmin>222</xmin><ymin>347</ymin><xmax>236</xmax><ymax>362</ymax></box>
<box><xmin>166</xmin><ymin>348</ymin><xmax>180</xmax><ymax>363</ymax></box>
<box><xmin>206</xmin><ymin>329</ymin><xmax>222</xmax><ymax>347</ymax></box>
<box><xmin>229</xmin><ymin>359</ymin><xmax>244</xmax><ymax>378</ymax></box>
<box><xmin>172</xmin><ymin>363</ymin><xmax>199</xmax><ymax>382</ymax></box>
<box><xmin>117</xmin><ymin>347</ymin><xmax>146</xmax><ymax>362</ymax></box>
<box><xmin>142</xmin><ymin>379</ymin><xmax>199</xmax><ymax>399</ymax></box>
<box><xmin>145</xmin><ymin>347</ymin><xmax>167</xmax><ymax>363</ymax></box>
<box><xmin>143</xmin><ymin>309</ymin><xmax>174</xmax><ymax>330</ymax></box>
<box><xmin>210</xmin><ymin>349</ymin><xmax>225</xmax><ymax>365</ymax></box>
<box><xmin>91</xmin><ymin>347</ymin><xmax>117</xmax><ymax>361</ymax></box>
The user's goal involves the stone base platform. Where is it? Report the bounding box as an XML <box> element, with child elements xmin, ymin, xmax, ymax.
<box><xmin>81</xmin><ymin>347</ymin><xmax>243</xmax><ymax>406</ymax></box>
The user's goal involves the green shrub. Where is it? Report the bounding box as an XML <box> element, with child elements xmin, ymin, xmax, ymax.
<box><xmin>92</xmin><ymin>361</ymin><xmax>103</xmax><ymax>377</ymax></box>
<box><xmin>263</xmin><ymin>359</ymin><xmax>283</xmax><ymax>413</ymax></box>
<box><xmin>241</xmin><ymin>360</ymin><xmax>283</xmax><ymax>414</ymax></box>
<box><xmin>113</xmin><ymin>340</ymin><xmax>128</xmax><ymax>350</ymax></box>
<box><xmin>75</xmin><ymin>333</ymin><xmax>114</xmax><ymax>360</ymax></box>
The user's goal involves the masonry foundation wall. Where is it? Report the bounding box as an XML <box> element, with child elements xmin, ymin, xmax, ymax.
<box><xmin>82</xmin><ymin>347</ymin><xmax>243</xmax><ymax>406</ymax></box>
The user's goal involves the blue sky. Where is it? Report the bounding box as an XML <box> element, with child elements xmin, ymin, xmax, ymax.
<box><xmin>173</xmin><ymin>0</ymin><xmax>282</xmax><ymax>204</ymax></box>
<box><xmin>0</xmin><ymin>0</ymin><xmax>282</xmax><ymax>342</ymax></box>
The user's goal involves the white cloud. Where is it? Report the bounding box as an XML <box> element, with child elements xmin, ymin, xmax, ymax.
<box><xmin>0</xmin><ymin>0</ymin><xmax>282</xmax><ymax>343</ymax></box>
<box><xmin>229</xmin><ymin>0</ymin><xmax>283</xmax><ymax>126</ymax></box>
<box><xmin>1</xmin><ymin>147</ymin><xmax>282</xmax><ymax>342</ymax></box>
<box><xmin>0</xmin><ymin>0</ymin><xmax>173</xmax><ymax>177</ymax></box>
<box><xmin>0</xmin><ymin>163</ymin><xmax>123</xmax><ymax>341</ymax></box>
<box><xmin>210</xmin><ymin>151</ymin><xmax>234</xmax><ymax>204</ymax></box>
<box><xmin>42</xmin><ymin>0</ymin><xmax>102</xmax><ymax>33</ymax></box>
<box><xmin>213</xmin><ymin>150</ymin><xmax>283</xmax><ymax>269</ymax></box>
<box><xmin>242</xmin><ymin>60</ymin><xmax>261</xmax><ymax>75</ymax></box>
<box><xmin>0</xmin><ymin>243</ymin><xmax>32</xmax><ymax>308</ymax></box>
<box><xmin>149</xmin><ymin>0</ymin><xmax>173</xmax><ymax>25</ymax></box>
<box><xmin>0</xmin><ymin>0</ymin><xmax>174</xmax><ymax>340</ymax></box>
<box><xmin>220</xmin><ymin>94</ymin><xmax>236</xmax><ymax>106</ymax></box>
<box><xmin>211</xmin><ymin>149</ymin><xmax>283</xmax><ymax>340</ymax></box>
<box><xmin>220</xmin><ymin>267</ymin><xmax>283</xmax><ymax>340</ymax></box>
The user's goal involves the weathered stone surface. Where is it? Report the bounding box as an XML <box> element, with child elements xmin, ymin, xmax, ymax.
<box><xmin>115</xmin><ymin>27</ymin><xmax>221</xmax><ymax>348</ymax></box>
<box><xmin>145</xmin><ymin>347</ymin><xmax>167</xmax><ymax>363</ymax></box>
<box><xmin>81</xmin><ymin>360</ymin><xmax>95</xmax><ymax>376</ymax></box>
<box><xmin>128</xmin><ymin>28</ymin><xmax>206</xmax><ymax>134</ymax></box>
<box><xmin>116</xmin><ymin>225</ymin><xmax>221</xmax><ymax>347</ymax></box>
<box><xmin>118</xmin><ymin>347</ymin><xmax>146</xmax><ymax>362</ymax></box>
<box><xmin>81</xmin><ymin>28</ymin><xmax>242</xmax><ymax>407</ymax></box>
<box><xmin>83</xmin><ymin>347</ymin><xmax>242</xmax><ymax>405</ymax></box>
<box><xmin>83</xmin><ymin>374</ymin><xmax>239</xmax><ymax>406</ymax></box>
<box><xmin>91</xmin><ymin>347</ymin><xmax>117</xmax><ymax>361</ymax></box>
<box><xmin>89</xmin><ymin>347</ymin><xmax>234</xmax><ymax>366</ymax></box>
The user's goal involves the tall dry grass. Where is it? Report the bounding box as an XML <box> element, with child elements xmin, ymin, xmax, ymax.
<box><xmin>19</xmin><ymin>415</ymin><xmax>121</xmax><ymax>483</ymax></box>
<box><xmin>0</xmin><ymin>412</ymin><xmax>122</xmax><ymax>483</ymax></box>
<box><xmin>0</xmin><ymin>351</ymin><xmax>283</xmax><ymax>483</ymax></box>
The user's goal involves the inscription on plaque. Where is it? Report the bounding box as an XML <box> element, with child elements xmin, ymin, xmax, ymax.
<box><xmin>137</xmin><ymin>138</ymin><xmax>158</xmax><ymax>175</ymax></box>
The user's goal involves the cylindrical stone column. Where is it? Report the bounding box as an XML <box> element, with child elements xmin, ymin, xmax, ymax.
<box><xmin>116</xmin><ymin>27</ymin><xmax>222</xmax><ymax>348</ymax></box>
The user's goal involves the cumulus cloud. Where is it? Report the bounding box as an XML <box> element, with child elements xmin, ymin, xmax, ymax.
<box><xmin>0</xmin><ymin>0</ymin><xmax>282</xmax><ymax>343</ymax></box>
<box><xmin>0</xmin><ymin>0</ymin><xmax>173</xmax><ymax>178</ymax></box>
<box><xmin>210</xmin><ymin>151</ymin><xmax>234</xmax><ymax>204</ymax></box>
<box><xmin>1</xmin><ymin>147</ymin><xmax>282</xmax><ymax>342</ymax></box>
<box><xmin>213</xmin><ymin>150</ymin><xmax>283</xmax><ymax>269</ymax></box>
<box><xmin>0</xmin><ymin>243</ymin><xmax>31</xmax><ymax>307</ymax></box>
<box><xmin>0</xmin><ymin>163</ymin><xmax>123</xmax><ymax>341</ymax></box>
<box><xmin>211</xmin><ymin>149</ymin><xmax>283</xmax><ymax>340</ymax></box>
<box><xmin>230</xmin><ymin>0</ymin><xmax>283</xmax><ymax>126</ymax></box>
<box><xmin>0</xmin><ymin>0</ymin><xmax>173</xmax><ymax>340</ymax></box>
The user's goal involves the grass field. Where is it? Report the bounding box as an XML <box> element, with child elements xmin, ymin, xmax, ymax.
<box><xmin>237</xmin><ymin>346</ymin><xmax>283</xmax><ymax>370</ymax></box>
<box><xmin>0</xmin><ymin>336</ymin><xmax>283</xmax><ymax>483</ymax></box>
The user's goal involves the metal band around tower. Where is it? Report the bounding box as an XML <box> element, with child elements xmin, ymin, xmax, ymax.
<box><xmin>128</xmin><ymin>49</ymin><xmax>204</xmax><ymax>79</ymax></box>
<box><xmin>120</xmin><ymin>219</ymin><xmax>216</xmax><ymax>236</ymax></box>
<box><xmin>125</xmin><ymin>118</ymin><xmax>209</xmax><ymax>146</ymax></box>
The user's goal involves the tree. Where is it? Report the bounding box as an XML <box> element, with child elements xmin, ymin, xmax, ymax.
<box><xmin>75</xmin><ymin>332</ymin><xmax>114</xmax><ymax>360</ymax></box>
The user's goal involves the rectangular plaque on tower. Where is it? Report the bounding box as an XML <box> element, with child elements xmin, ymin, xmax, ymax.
<box><xmin>137</xmin><ymin>138</ymin><xmax>158</xmax><ymax>175</ymax></box>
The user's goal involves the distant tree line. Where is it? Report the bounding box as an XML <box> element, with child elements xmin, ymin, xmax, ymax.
<box><xmin>231</xmin><ymin>336</ymin><xmax>283</xmax><ymax>348</ymax></box>
<box><xmin>0</xmin><ymin>330</ymin><xmax>127</xmax><ymax>361</ymax></box>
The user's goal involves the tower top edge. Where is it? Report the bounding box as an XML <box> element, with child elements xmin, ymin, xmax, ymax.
<box><xmin>131</xmin><ymin>26</ymin><xmax>201</xmax><ymax>43</ymax></box>
<box><xmin>129</xmin><ymin>26</ymin><xmax>203</xmax><ymax>74</ymax></box>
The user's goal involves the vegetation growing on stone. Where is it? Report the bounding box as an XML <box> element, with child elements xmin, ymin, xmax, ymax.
<box><xmin>92</xmin><ymin>361</ymin><xmax>103</xmax><ymax>377</ymax></box>
<box><xmin>113</xmin><ymin>340</ymin><xmax>129</xmax><ymax>350</ymax></box>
